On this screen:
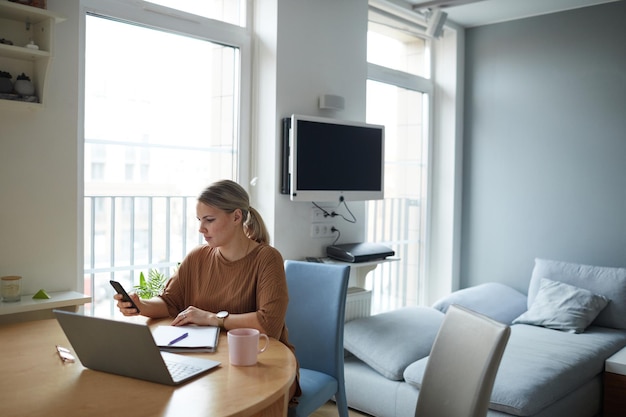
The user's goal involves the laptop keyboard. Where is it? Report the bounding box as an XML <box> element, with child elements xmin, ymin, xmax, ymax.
<box><xmin>165</xmin><ymin>359</ymin><xmax>204</xmax><ymax>381</ymax></box>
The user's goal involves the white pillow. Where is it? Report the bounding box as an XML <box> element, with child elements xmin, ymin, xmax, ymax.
<box><xmin>529</xmin><ymin>258</ymin><xmax>626</xmax><ymax>329</ymax></box>
<box><xmin>432</xmin><ymin>282</ymin><xmax>527</xmax><ymax>325</ymax></box>
<box><xmin>514</xmin><ymin>278</ymin><xmax>609</xmax><ymax>333</ymax></box>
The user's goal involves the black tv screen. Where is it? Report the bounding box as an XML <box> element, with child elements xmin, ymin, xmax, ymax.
<box><xmin>285</xmin><ymin>114</ymin><xmax>384</xmax><ymax>202</ymax></box>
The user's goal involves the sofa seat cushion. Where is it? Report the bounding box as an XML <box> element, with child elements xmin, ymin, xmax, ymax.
<box><xmin>404</xmin><ymin>324</ymin><xmax>626</xmax><ymax>416</ymax></box>
<box><xmin>529</xmin><ymin>258</ymin><xmax>626</xmax><ymax>329</ymax></box>
<box><xmin>344</xmin><ymin>306</ymin><xmax>444</xmax><ymax>381</ymax></box>
<box><xmin>432</xmin><ymin>282</ymin><xmax>528</xmax><ymax>325</ymax></box>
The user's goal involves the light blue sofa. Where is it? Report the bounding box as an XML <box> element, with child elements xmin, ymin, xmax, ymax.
<box><xmin>343</xmin><ymin>259</ymin><xmax>626</xmax><ymax>417</ymax></box>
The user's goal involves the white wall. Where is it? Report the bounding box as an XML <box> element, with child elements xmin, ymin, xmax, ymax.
<box><xmin>462</xmin><ymin>1</ymin><xmax>626</xmax><ymax>293</ymax></box>
<box><xmin>253</xmin><ymin>0</ymin><xmax>369</xmax><ymax>261</ymax></box>
<box><xmin>0</xmin><ymin>0</ymin><xmax>80</xmax><ymax>296</ymax></box>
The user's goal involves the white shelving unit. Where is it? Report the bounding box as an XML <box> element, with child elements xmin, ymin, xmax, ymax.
<box><xmin>0</xmin><ymin>1</ymin><xmax>64</xmax><ymax>110</ymax></box>
<box><xmin>0</xmin><ymin>290</ymin><xmax>90</xmax><ymax>324</ymax></box>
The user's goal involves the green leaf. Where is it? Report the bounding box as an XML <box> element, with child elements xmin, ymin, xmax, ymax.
<box><xmin>134</xmin><ymin>268</ymin><xmax>169</xmax><ymax>299</ymax></box>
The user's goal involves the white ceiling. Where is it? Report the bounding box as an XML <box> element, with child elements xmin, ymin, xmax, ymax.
<box><xmin>407</xmin><ymin>0</ymin><xmax>622</xmax><ymax>27</ymax></box>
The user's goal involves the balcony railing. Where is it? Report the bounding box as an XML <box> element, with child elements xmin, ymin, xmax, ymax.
<box><xmin>84</xmin><ymin>196</ymin><xmax>422</xmax><ymax>318</ymax></box>
<box><xmin>366</xmin><ymin>197</ymin><xmax>423</xmax><ymax>314</ymax></box>
<box><xmin>84</xmin><ymin>195</ymin><xmax>200</xmax><ymax>317</ymax></box>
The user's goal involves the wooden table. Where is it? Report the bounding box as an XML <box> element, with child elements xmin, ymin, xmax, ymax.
<box><xmin>0</xmin><ymin>317</ymin><xmax>296</xmax><ymax>417</ymax></box>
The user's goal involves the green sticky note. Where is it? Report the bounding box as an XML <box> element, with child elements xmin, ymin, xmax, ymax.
<box><xmin>32</xmin><ymin>289</ymin><xmax>51</xmax><ymax>299</ymax></box>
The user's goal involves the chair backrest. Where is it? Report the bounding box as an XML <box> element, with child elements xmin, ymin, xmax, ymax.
<box><xmin>284</xmin><ymin>260</ymin><xmax>350</xmax><ymax>377</ymax></box>
<box><xmin>415</xmin><ymin>304</ymin><xmax>511</xmax><ymax>417</ymax></box>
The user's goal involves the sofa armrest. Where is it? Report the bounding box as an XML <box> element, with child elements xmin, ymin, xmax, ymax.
<box><xmin>432</xmin><ymin>282</ymin><xmax>527</xmax><ymax>325</ymax></box>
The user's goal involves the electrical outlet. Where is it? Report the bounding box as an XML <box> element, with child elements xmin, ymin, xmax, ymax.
<box><xmin>310</xmin><ymin>207</ymin><xmax>332</xmax><ymax>222</ymax></box>
<box><xmin>310</xmin><ymin>223</ymin><xmax>336</xmax><ymax>238</ymax></box>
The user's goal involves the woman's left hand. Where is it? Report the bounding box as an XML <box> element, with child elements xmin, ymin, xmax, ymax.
<box><xmin>171</xmin><ymin>305</ymin><xmax>211</xmax><ymax>326</ymax></box>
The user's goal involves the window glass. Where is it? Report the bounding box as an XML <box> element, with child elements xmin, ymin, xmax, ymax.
<box><xmin>366</xmin><ymin>7</ymin><xmax>431</xmax><ymax>313</ymax></box>
<box><xmin>368</xmin><ymin>10</ymin><xmax>428</xmax><ymax>78</ymax></box>
<box><xmin>84</xmin><ymin>15</ymin><xmax>241</xmax><ymax>317</ymax></box>
<box><xmin>366</xmin><ymin>81</ymin><xmax>427</xmax><ymax>313</ymax></box>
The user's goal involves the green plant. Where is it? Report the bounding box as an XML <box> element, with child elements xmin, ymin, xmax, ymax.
<box><xmin>16</xmin><ymin>72</ymin><xmax>31</xmax><ymax>81</ymax></box>
<box><xmin>0</xmin><ymin>71</ymin><xmax>12</xmax><ymax>79</ymax></box>
<box><xmin>134</xmin><ymin>268</ymin><xmax>168</xmax><ymax>299</ymax></box>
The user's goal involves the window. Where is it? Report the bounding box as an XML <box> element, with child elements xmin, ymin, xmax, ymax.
<box><xmin>366</xmin><ymin>5</ymin><xmax>434</xmax><ymax>312</ymax></box>
<box><xmin>81</xmin><ymin>1</ymin><xmax>251</xmax><ymax>317</ymax></box>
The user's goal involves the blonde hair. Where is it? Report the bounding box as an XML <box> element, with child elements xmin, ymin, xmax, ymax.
<box><xmin>198</xmin><ymin>180</ymin><xmax>270</xmax><ymax>244</ymax></box>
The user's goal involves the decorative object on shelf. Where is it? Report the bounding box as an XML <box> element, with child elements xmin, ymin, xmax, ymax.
<box><xmin>0</xmin><ymin>71</ymin><xmax>13</xmax><ymax>93</ymax></box>
<box><xmin>1</xmin><ymin>276</ymin><xmax>22</xmax><ymax>302</ymax></box>
<box><xmin>8</xmin><ymin>0</ymin><xmax>46</xmax><ymax>9</ymax></box>
<box><xmin>14</xmin><ymin>72</ymin><xmax>35</xmax><ymax>96</ymax></box>
<box><xmin>25</xmin><ymin>40</ymin><xmax>39</xmax><ymax>50</ymax></box>
<box><xmin>0</xmin><ymin>2</ymin><xmax>61</xmax><ymax>108</ymax></box>
<box><xmin>32</xmin><ymin>289</ymin><xmax>52</xmax><ymax>299</ymax></box>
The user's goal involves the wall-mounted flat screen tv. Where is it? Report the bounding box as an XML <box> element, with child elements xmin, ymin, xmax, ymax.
<box><xmin>281</xmin><ymin>114</ymin><xmax>385</xmax><ymax>202</ymax></box>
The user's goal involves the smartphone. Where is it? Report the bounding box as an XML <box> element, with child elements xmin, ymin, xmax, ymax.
<box><xmin>109</xmin><ymin>280</ymin><xmax>140</xmax><ymax>313</ymax></box>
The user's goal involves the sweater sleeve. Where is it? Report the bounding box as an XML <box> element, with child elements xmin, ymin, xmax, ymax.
<box><xmin>159</xmin><ymin>245</ymin><xmax>204</xmax><ymax>317</ymax></box>
<box><xmin>254</xmin><ymin>246</ymin><xmax>289</xmax><ymax>339</ymax></box>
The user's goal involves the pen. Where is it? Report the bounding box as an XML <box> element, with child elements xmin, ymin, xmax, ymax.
<box><xmin>167</xmin><ymin>332</ymin><xmax>189</xmax><ymax>346</ymax></box>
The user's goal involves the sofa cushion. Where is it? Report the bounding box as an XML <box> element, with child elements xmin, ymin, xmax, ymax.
<box><xmin>432</xmin><ymin>282</ymin><xmax>528</xmax><ymax>325</ymax></box>
<box><xmin>529</xmin><ymin>258</ymin><xmax>626</xmax><ymax>329</ymax></box>
<box><xmin>343</xmin><ymin>306</ymin><xmax>444</xmax><ymax>381</ymax></box>
<box><xmin>404</xmin><ymin>324</ymin><xmax>626</xmax><ymax>416</ymax></box>
<box><xmin>513</xmin><ymin>278</ymin><xmax>609</xmax><ymax>333</ymax></box>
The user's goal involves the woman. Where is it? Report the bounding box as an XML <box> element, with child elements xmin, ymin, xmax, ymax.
<box><xmin>115</xmin><ymin>179</ymin><xmax>301</xmax><ymax>402</ymax></box>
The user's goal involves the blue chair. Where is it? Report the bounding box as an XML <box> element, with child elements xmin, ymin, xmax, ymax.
<box><xmin>285</xmin><ymin>260</ymin><xmax>350</xmax><ymax>417</ymax></box>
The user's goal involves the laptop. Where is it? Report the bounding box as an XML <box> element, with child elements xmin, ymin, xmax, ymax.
<box><xmin>53</xmin><ymin>310</ymin><xmax>221</xmax><ymax>386</ymax></box>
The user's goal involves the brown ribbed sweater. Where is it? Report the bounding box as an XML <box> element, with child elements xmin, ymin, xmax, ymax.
<box><xmin>161</xmin><ymin>243</ymin><xmax>289</xmax><ymax>340</ymax></box>
<box><xmin>160</xmin><ymin>242</ymin><xmax>301</xmax><ymax>400</ymax></box>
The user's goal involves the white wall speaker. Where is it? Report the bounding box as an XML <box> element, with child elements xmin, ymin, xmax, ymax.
<box><xmin>319</xmin><ymin>94</ymin><xmax>345</xmax><ymax>110</ymax></box>
<box><xmin>426</xmin><ymin>9</ymin><xmax>447</xmax><ymax>39</ymax></box>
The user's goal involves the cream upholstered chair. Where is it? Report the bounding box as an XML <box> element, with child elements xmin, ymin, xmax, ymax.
<box><xmin>284</xmin><ymin>260</ymin><xmax>350</xmax><ymax>417</ymax></box>
<box><xmin>414</xmin><ymin>304</ymin><xmax>511</xmax><ymax>417</ymax></box>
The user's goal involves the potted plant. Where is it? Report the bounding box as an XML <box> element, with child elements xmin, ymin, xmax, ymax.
<box><xmin>0</xmin><ymin>71</ymin><xmax>12</xmax><ymax>94</ymax></box>
<box><xmin>14</xmin><ymin>72</ymin><xmax>35</xmax><ymax>96</ymax></box>
<box><xmin>134</xmin><ymin>268</ymin><xmax>169</xmax><ymax>299</ymax></box>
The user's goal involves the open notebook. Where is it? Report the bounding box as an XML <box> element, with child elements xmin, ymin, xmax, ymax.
<box><xmin>54</xmin><ymin>310</ymin><xmax>220</xmax><ymax>385</ymax></box>
<box><xmin>152</xmin><ymin>325</ymin><xmax>220</xmax><ymax>352</ymax></box>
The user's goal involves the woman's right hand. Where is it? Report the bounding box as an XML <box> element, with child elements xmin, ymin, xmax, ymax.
<box><xmin>114</xmin><ymin>292</ymin><xmax>142</xmax><ymax>316</ymax></box>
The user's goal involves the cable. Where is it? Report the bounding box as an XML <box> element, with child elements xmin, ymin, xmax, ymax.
<box><xmin>331</xmin><ymin>226</ymin><xmax>340</xmax><ymax>245</ymax></box>
<box><xmin>312</xmin><ymin>201</ymin><xmax>333</xmax><ymax>218</ymax></box>
<box><xmin>311</xmin><ymin>200</ymin><xmax>357</xmax><ymax>224</ymax></box>
<box><xmin>331</xmin><ymin>198</ymin><xmax>357</xmax><ymax>223</ymax></box>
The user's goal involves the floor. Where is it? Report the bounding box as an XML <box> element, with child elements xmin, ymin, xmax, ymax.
<box><xmin>311</xmin><ymin>402</ymin><xmax>372</xmax><ymax>417</ymax></box>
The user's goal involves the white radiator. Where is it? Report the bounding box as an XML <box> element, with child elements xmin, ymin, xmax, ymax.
<box><xmin>345</xmin><ymin>287</ymin><xmax>372</xmax><ymax>322</ymax></box>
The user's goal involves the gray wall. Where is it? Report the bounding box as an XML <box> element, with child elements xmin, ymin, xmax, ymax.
<box><xmin>461</xmin><ymin>1</ymin><xmax>626</xmax><ymax>293</ymax></box>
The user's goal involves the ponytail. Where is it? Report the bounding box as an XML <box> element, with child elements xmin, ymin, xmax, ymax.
<box><xmin>198</xmin><ymin>180</ymin><xmax>271</xmax><ymax>244</ymax></box>
<box><xmin>244</xmin><ymin>206</ymin><xmax>270</xmax><ymax>244</ymax></box>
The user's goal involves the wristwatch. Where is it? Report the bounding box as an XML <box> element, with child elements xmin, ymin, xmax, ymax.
<box><xmin>216</xmin><ymin>310</ymin><xmax>229</xmax><ymax>328</ymax></box>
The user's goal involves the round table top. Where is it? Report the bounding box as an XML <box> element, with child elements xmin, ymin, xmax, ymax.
<box><xmin>0</xmin><ymin>316</ymin><xmax>297</xmax><ymax>417</ymax></box>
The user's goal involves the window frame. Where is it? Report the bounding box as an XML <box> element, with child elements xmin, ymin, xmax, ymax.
<box><xmin>77</xmin><ymin>0</ymin><xmax>253</xmax><ymax>296</ymax></box>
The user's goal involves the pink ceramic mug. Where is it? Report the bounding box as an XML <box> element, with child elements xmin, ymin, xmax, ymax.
<box><xmin>227</xmin><ymin>328</ymin><xmax>269</xmax><ymax>366</ymax></box>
